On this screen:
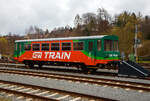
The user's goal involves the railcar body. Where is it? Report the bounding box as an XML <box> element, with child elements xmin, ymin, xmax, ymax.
<box><xmin>14</xmin><ymin>35</ymin><xmax>120</xmax><ymax>70</ymax></box>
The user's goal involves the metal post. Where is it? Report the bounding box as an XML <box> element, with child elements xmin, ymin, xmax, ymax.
<box><xmin>134</xmin><ymin>25</ymin><xmax>138</xmax><ymax>62</ymax></box>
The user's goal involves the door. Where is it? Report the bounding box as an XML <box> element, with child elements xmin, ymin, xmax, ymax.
<box><xmin>88</xmin><ymin>40</ymin><xmax>96</xmax><ymax>65</ymax></box>
<box><xmin>15</xmin><ymin>43</ymin><xmax>20</xmax><ymax>58</ymax></box>
<box><xmin>18</xmin><ymin>43</ymin><xmax>22</xmax><ymax>57</ymax></box>
<box><xmin>96</xmin><ymin>39</ymin><xmax>102</xmax><ymax>58</ymax></box>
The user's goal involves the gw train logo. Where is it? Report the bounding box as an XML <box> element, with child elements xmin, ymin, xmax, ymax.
<box><xmin>32</xmin><ymin>52</ymin><xmax>71</xmax><ymax>59</ymax></box>
<box><xmin>32</xmin><ymin>52</ymin><xmax>42</xmax><ymax>59</ymax></box>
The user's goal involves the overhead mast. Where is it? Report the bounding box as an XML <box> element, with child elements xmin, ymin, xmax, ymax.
<box><xmin>134</xmin><ymin>25</ymin><xmax>138</xmax><ymax>61</ymax></box>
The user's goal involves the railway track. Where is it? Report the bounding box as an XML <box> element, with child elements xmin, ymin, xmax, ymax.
<box><xmin>0</xmin><ymin>62</ymin><xmax>150</xmax><ymax>80</ymax></box>
<box><xmin>0</xmin><ymin>80</ymin><xmax>113</xmax><ymax>101</ymax></box>
<box><xmin>0</xmin><ymin>62</ymin><xmax>118</xmax><ymax>76</ymax></box>
<box><xmin>1</xmin><ymin>62</ymin><xmax>150</xmax><ymax>78</ymax></box>
<box><xmin>0</xmin><ymin>68</ymin><xmax>150</xmax><ymax>93</ymax></box>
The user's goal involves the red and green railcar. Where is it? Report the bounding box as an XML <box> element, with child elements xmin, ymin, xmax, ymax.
<box><xmin>14</xmin><ymin>35</ymin><xmax>120</xmax><ymax>70</ymax></box>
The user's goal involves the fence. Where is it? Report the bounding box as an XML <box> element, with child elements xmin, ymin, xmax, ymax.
<box><xmin>137</xmin><ymin>56</ymin><xmax>150</xmax><ymax>64</ymax></box>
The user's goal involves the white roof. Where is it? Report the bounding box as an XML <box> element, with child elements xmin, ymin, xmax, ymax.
<box><xmin>15</xmin><ymin>35</ymin><xmax>107</xmax><ymax>42</ymax></box>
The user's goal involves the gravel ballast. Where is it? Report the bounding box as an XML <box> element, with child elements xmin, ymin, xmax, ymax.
<box><xmin>0</xmin><ymin>66</ymin><xmax>150</xmax><ymax>84</ymax></box>
<box><xmin>0</xmin><ymin>72</ymin><xmax>149</xmax><ymax>101</ymax></box>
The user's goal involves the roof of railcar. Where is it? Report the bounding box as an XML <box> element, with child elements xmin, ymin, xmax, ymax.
<box><xmin>15</xmin><ymin>35</ymin><xmax>117</xmax><ymax>43</ymax></box>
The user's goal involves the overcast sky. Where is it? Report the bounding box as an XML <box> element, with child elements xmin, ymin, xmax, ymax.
<box><xmin>0</xmin><ymin>0</ymin><xmax>150</xmax><ymax>35</ymax></box>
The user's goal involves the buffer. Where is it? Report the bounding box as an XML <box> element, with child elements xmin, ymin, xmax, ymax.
<box><xmin>118</xmin><ymin>60</ymin><xmax>150</xmax><ymax>77</ymax></box>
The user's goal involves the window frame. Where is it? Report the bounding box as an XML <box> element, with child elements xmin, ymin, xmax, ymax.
<box><xmin>41</xmin><ymin>43</ymin><xmax>49</xmax><ymax>51</ymax></box>
<box><xmin>15</xmin><ymin>43</ymin><xmax>17</xmax><ymax>51</ymax></box>
<box><xmin>88</xmin><ymin>41</ymin><xmax>93</xmax><ymax>51</ymax></box>
<box><xmin>32</xmin><ymin>43</ymin><xmax>40</xmax><ymax>51</ymax></box>
<box><xmin>19</xmin><ymin>44</ymin><xmax>21</xmax><ymax>52</ymax></box>
<box><xmin>51</xmin><ymin>42</ymin><xmax>60</xmax><ymax>51</ymax></box>
<box><xmin>97</xmin><ymin>40</ymin><xmax>101</xmax><ymax>51</ymax></box>
<box><xmin>104</xmin><ymin>40</ymin><xmax>113</xmax><ymax>51</ymax></box>
<box><xmin>73</xmin><ymin>41</ymin><xmax>84</xmax><ymax>51</ymax></box>
<box><xmin>24</xmin><ymin>43</ymin><xmax>31</xmax><ymax>51</ymax></box>
<box><xmin>113</xmin><ymin>40</ymin><xmax>119</xmax><ymax>51</ymax></box>
<box><xmin>61</xmin><ymin>42</ymin><xmax>72</xmax><ymax>51</ymax></box>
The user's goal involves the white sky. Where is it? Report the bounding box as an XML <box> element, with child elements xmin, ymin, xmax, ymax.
<box><xmin>0</xmin><ymin>0</ymin><xmax>149</xmax><ymax>35</ymax></box>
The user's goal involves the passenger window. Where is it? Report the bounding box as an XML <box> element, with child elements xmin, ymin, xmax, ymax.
<box><xmin>88</xmin><ymin>41</ymin><xmax>93</xmax><ymax>51</ymax></box>
<box><xmin>73</xmin><ymin>42</ymin><xmax>84</xmax><ymax>50</ymax></box>
<box><xmin>24</xmin><ymin>44</ymin><xmax>31</xmax><ymax>51</ymax></box>
<box><xmin>114</xmin><ymin>40</ymin><xmax>119</xmax><ymax>51</ymax></box>
<box><xmin>19</xmin><ymin>44</ymin><xmax>21</xmax><ymax>52</ymax></box>
<box><xmin>15</xmin><ymin>43</ymin><xmax>17</xmax><ymax>51</ymax></box>
<box><xmin>104</xmin><ymin>40</ymin><xmax>113</xmax><ymax>51</ymax></box>
<box><xmin>97</xmin><ymin>40</ymin><xmax>101</xmax><ymax>51</ymax></box>
<box><xmin>51</xmin><ymin>43</ymin><xmax>60</xmax><ymax>51</ymax></box>
<box><xmin>32</xmin><ymin>44</ymin><xmax>40</xmax><ymax>51</ymax></box>
<box><xmin>62</xmin><ymin>43</ymin><xmax>71</xmax><ymax>51</ymax></box>
<box><xmin>42</xmin><ymin>43</ymin><xmax>49</xmax><ymax>51</ymax></box>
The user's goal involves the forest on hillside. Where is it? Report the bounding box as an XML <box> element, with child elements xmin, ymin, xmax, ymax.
<box><xmin>0</xmin><ymin>8</ymin><xmax>150</xmax><ymax>58</ymax></box>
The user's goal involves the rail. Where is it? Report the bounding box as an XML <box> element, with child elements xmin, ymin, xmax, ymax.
<box><xmin>0</xmin><ymin>80</ymin><xmax>113</xmax><ymax>101</ymax></box>
<box><xmin>0</xmin><ymin>68</ymin><xmax>150</xmax><ymax>92</ymax></box>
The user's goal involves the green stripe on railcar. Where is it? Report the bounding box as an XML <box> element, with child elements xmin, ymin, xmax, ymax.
<box><xmin>14</xmin><ymin>42</ymin><xmax>31</xmax><ymax>58</ymax></box>
<box><xmin>73</xmin><ymin>35</ymin><xmax>120</xmax><ymax>60</ymax></box>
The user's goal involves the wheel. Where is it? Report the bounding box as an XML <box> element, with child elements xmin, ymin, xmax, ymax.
<box><xmin>28</xmin><ymin>63</ymin><xmax>34</xmax><ymax>68</ymax></box>
<box><xmin>114</xmin><ymin>64</ymin><xmax>118</xmax><ymax>70</ymax></box>
<box><xmin>90</xmin><ymin>68</ymin><xmax>98</xmax><ymax>72</ymax></box>
<box><xmin>99</xmin><ymin>64</ymin><xmax>105</xmax><ymax>69</ymax></box>
<box><xmin>38</xmin><ymin>63</ymin><xmax>43</xmax><ymax>68</ymax></box>
<box><xmin>24</xmin><ymin>61</ymin><xmax>34</xmax><ymax>68</ymax></box>
<box><xmin>81</xmin><ymin>65</ymin><xmax>89</xmax><ymax>73</ymax></box>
